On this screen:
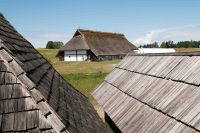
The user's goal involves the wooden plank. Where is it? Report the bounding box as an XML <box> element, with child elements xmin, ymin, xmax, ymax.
<box><xmin>4</xmin><ymin>72</ymin><xmax>16</xmax><ymax>84</ymax></box>
<box><xmin>17</xmin><ymin>98</ymin><xmax>25</xmax><ymax>112</ymax></box>
<box><xmin>0</xmin><ymin>84</ymin><xmax>12</xmax><ymax>100</ymax></box>
<box><xmin>18</xmin><ymin>73</ymin><xmax>35</xmax><ymax>90</ymax></box>
<box><xmin>25</xmin><ymin>97</ymin><xmax>38</xmax><ymax>110</ymax></box>
<box><xmin>1</xmin><ymin>113</ymin><xmax>14</xmax><ymax>131</ymax></box>
<box><xmin>12</xmin><ymin>84</ymin><xmax>30</xmax><ymax>98</ymax></box>
<box><xmin>0</xmin><ymin>114</ymin><xmax>2</xmax><ymax>129</ymax></box>
<box><xmin>0</xmin><ymin>72</ymin><xmax>5</xmax><ymax>84</ymax></box>
<box><xmin>27</xmin><ymin>110</ymin><xmax>39</xmax><ymax>129</ymax></box>
<box><xmin>46</xmin><ymin>113</ymin><xmax>65</xmax><ymax>132</ymax></box>
<box><xmin>37</xmin><ymin>101</ymin><xmax>51</xmax><ymax>116</ymax></box>
<box><xmin>9</xmin><ymin>59</ymin><xmax>24</xmax><ymax>75</ymax></box>
<box><xmin>14</xmin><ymin>111</ymin><xmax>27</xmax><ymax>131</ymax></box>
<box><xmin>0</xmin><ymin>48</ymin><xmax>13</xmax><ymax>62</ymax></box>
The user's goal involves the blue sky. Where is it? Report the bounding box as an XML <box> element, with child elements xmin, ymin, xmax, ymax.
<box><xmin>1</xmin><ymin>0</ymin><xmax>200</xmax><ymax>48</ymax></box>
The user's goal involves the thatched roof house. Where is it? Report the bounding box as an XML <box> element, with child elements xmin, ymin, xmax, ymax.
<box><xmin>57</xmin><ymin>29</ymin><xmax>137</xmax><ymax>61</ymax></box>
<box><xmin>0</xmin><ymin>13</ymin><xmax>111</xmax><ymax>133</ymax></box>
<box><xmin>93</xmin><ymin>52</ymin><xmax>200</xmax><ymax>133</ymax></box>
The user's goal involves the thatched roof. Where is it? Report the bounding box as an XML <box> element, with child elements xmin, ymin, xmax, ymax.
<box><xmin>0</xmin><ymin>13</ymin><xmax>111</xmax><ymax>133</ymax></box>
<box><xmin>59</xmin><ymin>35</ymin><xmax>89</xmax><ymax>51</ymax></box>
<box><xmin>93</xmin><ymin>52</ymin><xmax>200</xmax><ymax>133</ymax></box>
<box><xmin>59</xmin><ymin>29</ymin><xmax>137</xmax><ymax>56</ymax></box>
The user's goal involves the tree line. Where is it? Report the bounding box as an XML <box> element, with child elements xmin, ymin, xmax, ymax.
<box><xmin>139</xmin><ymin>40</ymin><xmax>200</xmax><ymax>48</ymax></box>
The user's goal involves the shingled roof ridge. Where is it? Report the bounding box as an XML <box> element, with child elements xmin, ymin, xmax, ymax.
<box><xmin>0</xmin><ymin>43</ymin><xmax>69</xmax><ymax>133</ymax></box>
<box><xmin>116</xmin><ymin>66</ymin><xmax>200</xmax><ymax>87</ymax></box>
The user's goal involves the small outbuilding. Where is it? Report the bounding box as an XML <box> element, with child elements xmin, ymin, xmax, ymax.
<box><xmin>57</xmin><ymin>29</ymin><xmax>137</xmax><ymax>61</ymax></box>
<box><xmin>93</xmin><ymin>52</ymin><xmax>200</xmax><ymax>133</ymax></box>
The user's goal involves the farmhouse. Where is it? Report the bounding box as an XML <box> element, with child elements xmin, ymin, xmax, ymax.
<box><xmin>0</xmin><ymin>13</ymin><xmax>110</xmax><ymax>133</ymax></box>
<box><xmin>57</xmin><ymin>29</ymin><xmax>137</xmax><ymax>61</ymax></box>
<box><xmin>93</xmin><ymin>52</ymin><xmax>200</xmax><ymax>133</ymax></box>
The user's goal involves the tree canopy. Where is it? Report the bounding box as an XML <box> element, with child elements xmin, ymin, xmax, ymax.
<box><xmin>46</xmin><ymin>41</ymin><xmax>64</xmax><ymax>49</ymax></box>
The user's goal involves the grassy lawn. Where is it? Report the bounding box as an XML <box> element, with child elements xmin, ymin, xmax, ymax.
<box><xmin>38</xmin><ymin>48</ymin><xmax>120</xmax><ymax>105</ymax></box>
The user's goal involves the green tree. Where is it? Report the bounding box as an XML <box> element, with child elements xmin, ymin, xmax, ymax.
<box><xmin>46</xmin><ymin>41</ymin><xmax>64</xmax><ymax>49</ymax></box>
<box><xmin>140</xmin><ymin>42</ymin><xmax>159</xmax><ymax>48</ymax></box>
<box><xmin>160</xmin><ymin>42</ymin><xmax>167</xmax><ymax>48</ymax></box>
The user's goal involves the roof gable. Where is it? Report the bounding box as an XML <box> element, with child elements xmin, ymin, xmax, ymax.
<box><xmin>0</xmin><ymin>13</ymin><xmax>110</xmax><ymax>133</ymax></box>
<box><xmin>93</xmin><ymin>53</ymin><xmax>200</xmax><ymax>132</ymax></box>
<box><xmin>59</xmin><ymin>35</ymin><xmax>89</xmax><ymax>51</ymax></box>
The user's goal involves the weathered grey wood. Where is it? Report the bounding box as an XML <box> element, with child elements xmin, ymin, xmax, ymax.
<box><xmin>4</xmin><ymin>72</ymin><xmax>16</xmax><ymax>84</ymax></box>
<box><xmin>14</xmin><ymin>112</ymin><xmax>27</xmax><ymax>131</ymax></box>
<box><xmin>93</xmin><ymin>53</ymin><xmax>200</xmax><ymax>132</ymax></box>
<box><xmin>27</xmin><ymin>110</ymin><xmax>39</xmax><ymax>129</ymax></box>
<box><xmin>29</xmin><ymin>88</ymin><xmax>44</xmax><ymax>103</ymax></box>
<box><xmin>0</xmin><ymin>84</ymin><xmax>12</xmax><ymax>100</ymax></box>
<box><xmin>46</xmin><ymin>113</ymin><xmax>66</xmax><ymax>132</ymax></box>
<box><xmin>0</xmin><ymin>48</ymin><xmax>13</xmax><ymax>62</ymax></box>
<box><xmin>0</xmin><ymin>114</ymin><xmax>1</xmax><ymax>129</ymax></box>
<box><xmin>1</xmin><ymin>113</ymin><xmax>14</xmax><ymax>131</ymax></box>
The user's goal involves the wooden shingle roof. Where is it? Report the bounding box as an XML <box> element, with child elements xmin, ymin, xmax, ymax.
<box><xmin>0</xmin><ymin>13</ymin><xmax>111</xmax><ymax>133</ymax></box>
<box><xmin>59</xmin><ymin>29</ymin><xmax>137</xmax><ymax>56</ymax></box>
<box><xmin>92</xmin><ymin>52</ymin><xmax>200</xmax><ymax>133</ymax></box>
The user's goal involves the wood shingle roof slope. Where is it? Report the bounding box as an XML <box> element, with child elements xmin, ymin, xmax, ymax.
<box><xmin>59</xmin><ymin>29</ymin><xmax>137</xmax><ymax>56</ymax></box>
<box><xmin>0</xmin><ymin>13</ymin><xmax>111</xmax><ymax>133</ymax></box>
<box><xmin>92</xmin><ymin>52</ymin><xmax>200</xmax><ymax>133</ymax></box>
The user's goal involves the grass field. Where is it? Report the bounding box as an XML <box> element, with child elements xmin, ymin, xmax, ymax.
<box><xmin>38</xmin><ymin>48</ymin><xmax>120</xmax><ymax>105</ymax></box>
<box><xmin>175</xmin><ymin>48</ymin><xmax>200</xmax><ymax>52</ymax></box>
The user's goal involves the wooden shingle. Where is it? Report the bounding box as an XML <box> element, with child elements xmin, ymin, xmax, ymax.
<box><xmin>93</xmin><ymin>53</ymin><xmax>200</xmax><ymax>133</ymax></box>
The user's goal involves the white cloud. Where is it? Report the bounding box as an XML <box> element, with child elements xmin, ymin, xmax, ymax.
<box><xmin>134</xmin><ymin>24</ymin><xmax>200</xmax><ymax>46</ymax></box>
<box><xmin>23</xmin><ymin>32</ymin><xmax>72</xmax><ymax>48</ymax></box>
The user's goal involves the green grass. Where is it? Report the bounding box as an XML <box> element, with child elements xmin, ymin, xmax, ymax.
<box><xmin>63</xmin><ymin>72</ymin><xmax>108</xmax><ymax>105</ymax></box>
<box><xmin>38</xmin><ymin>48</ymin><xmax>119</xmax><ymax>74</ymax></box>
<box><xmin>37</xmin><ymin>48</ymin><xmax>120</xmax><ymax>105</ymax></box>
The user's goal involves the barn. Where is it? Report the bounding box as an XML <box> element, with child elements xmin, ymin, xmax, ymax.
<box><xmin>93</xmin><ymin>52</ymin><xmax>200</xmax><ymax>133</ymax></box>
<box><xmin>0</xmin><ymin>13</ymin><xmax>111</xmax><ymax>133</ymax></box>
<box><xmin>57</xmin><ymin>29</ymin><xmax>137</xmax><ymax>61</ymax></box>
